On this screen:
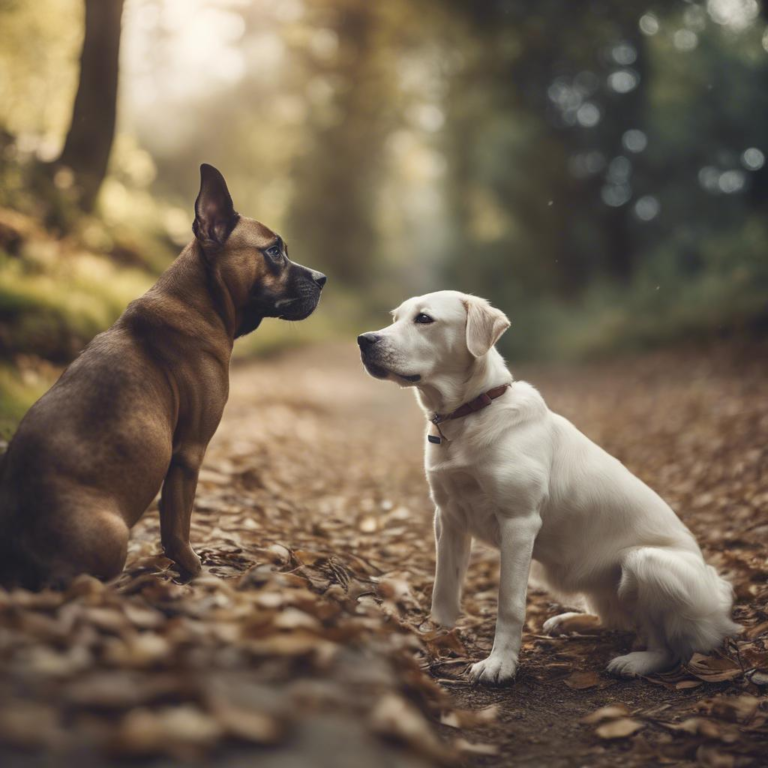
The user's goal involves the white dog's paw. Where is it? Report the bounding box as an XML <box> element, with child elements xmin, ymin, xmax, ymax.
<box><xmin>469</xmin><ymin>654</ymin><xmax>518</xmax><ymax>685</ymax></box>
<box><xmin>430</xmin><ymin>603</ymin><xmax>460</xmax><ymax>629</ymax></box>
<box><xmin>606</xmin><ymin>650</ymin><xmax>674</xmax><ymax>678</ymax></box>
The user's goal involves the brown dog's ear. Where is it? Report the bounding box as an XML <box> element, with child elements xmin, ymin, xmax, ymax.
<box><xmin>464</xmin><ymin>297</ymin><xmax>510</xmax><ymax>357</ymax></box>
<box><xmin>193</xmin><ymin>164</ymin><xmax>239</xmax><ymax>246</ymax></box>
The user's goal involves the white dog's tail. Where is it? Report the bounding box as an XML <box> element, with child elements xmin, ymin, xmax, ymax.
<box><xmin>619</xmin><ymin>547</ymin><xmax>741</xmax><ymax>662</ymax></box>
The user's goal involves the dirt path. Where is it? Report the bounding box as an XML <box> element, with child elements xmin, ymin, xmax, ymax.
<box><xmin>1</xmin><ymin>341</ymin><xmax>766</xmax><ymax>766</ymax></box>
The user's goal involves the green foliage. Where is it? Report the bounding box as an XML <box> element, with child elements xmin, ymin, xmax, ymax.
<box><xmin>0</xmin><ymin>362</ymin><xmax>51</xmax><ymax>439</ymax></box>
<box><xmin>0</xmin><ymin>200</ymin><xmax>161</xmax><ymax>429</ymax></box>
<box><xmin>0</xmin><ymin>239</ymin><xmax>153</xmax><ymax>361</ymax></box>
<box><xmin>502</xmin><ymin>216</ymin><xmax>768</xmax><ymax>360</ymax></box>
<box><xmin>436</xmin><ymin>0</ymin><xmax>768</xmax><ymax>360</ymax></box>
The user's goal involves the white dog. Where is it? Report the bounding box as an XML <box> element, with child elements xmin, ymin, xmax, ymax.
<box><xmin>358</xmin><ymin>290</ymin><xmax>739</xmax><ymax>684</ymax></box>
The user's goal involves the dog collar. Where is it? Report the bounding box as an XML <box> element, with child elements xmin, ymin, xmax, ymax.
<box><xmin>428</xmin><ymin>383</ymin><xmax>511</xmax><ymax>444</ymax></box>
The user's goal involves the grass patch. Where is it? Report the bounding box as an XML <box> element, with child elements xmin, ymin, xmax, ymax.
<box><xmin>0</xmin><ymin>205</ymin><xmax>158</xmax><ymax>432</ymax></box>
<box><xmin>0</xmin><ymin>229</ymin><xmax>154</xmax><ymax>362</ymax></box>
<box><xmin>0</xmin><ymin>362</ymin><xmax>55</xmax><ymax>439</ymax></box>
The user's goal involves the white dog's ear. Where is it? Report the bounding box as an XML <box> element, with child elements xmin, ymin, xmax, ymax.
<box><xmin>464</xmin><ymin>298</ymin><xmax>510</xmax><ymax>357</ymax></box>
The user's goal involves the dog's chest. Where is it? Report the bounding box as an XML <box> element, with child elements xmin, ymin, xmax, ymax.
<box><xmin>426</xmin><ymin>449</ymin><xmax>499</xmax><ymax>546</ymax></box>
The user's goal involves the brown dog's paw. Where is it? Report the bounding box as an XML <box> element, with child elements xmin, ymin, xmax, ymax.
<box><xmin>165</xmin><ymin>545</ymin><xmax>202</xmax><ymax>579</ymax></box>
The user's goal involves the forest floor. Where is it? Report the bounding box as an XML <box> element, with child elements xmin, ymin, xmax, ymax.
<box><xmin>0</xmin><ymin>341</ymin><xmax>767</xmax><ymax>767</ymax></box>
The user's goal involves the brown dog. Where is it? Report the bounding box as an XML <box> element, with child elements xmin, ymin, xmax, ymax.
<box><xmin>0</xmin><ymin>164</ymin><xmax>326</xmax><ymax>587</ymax></box>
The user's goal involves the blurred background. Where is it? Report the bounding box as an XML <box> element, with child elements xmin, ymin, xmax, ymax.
<box><xmin>1</xmin><ymin>0</ymin><xmax>767</xmax><ymax>433</ymax></box>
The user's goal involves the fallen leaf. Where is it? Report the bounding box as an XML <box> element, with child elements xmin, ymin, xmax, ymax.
<box><xmin>663</xmin><ymin>717</ymin><xmax>723</xmax><ymax>740</ymax></box>
<box><xmin>595</xmin><ymin>718</ymin><xmax>645</xmax><ymax>740</ymax></box>
<box><xmin>213</xmin><ymin>705</ymin><xmax>283</xmax><ymax>744</ymax></box>
<box><xmin>370</xmin><ymin>694</ymin><xmax>448</xmax><ymax>761</ymax></box>
<box><xmin>746</xmin><ymin>670</ymin><xmax>768</xmax><ymax>686</ymax></box>
<box><xmin>455</xmin><ymin>737</ymin><xmax>500</xmax><ymax>755</ymax></box>
<box><xmin>696</xmin><ymin>745</ymin><xmax>735</xmax><ymax>768</ymax></box>
<box><xmin>706</xmin><ymin>695</ymin><xmax>760</xmax><ymax>723</ymax></box>
<box><xmin>441</xmin><ymin>705</ymin><xmax>498</xmax><ymax>729</ymax></box>
<box><xmin>745</xmin><ymin>620</ymin><xmax>768</xmax><ymax>639</ymax></box>
<box><xmin>580</xmin><ymin>704</ymin><xmax>630</xmax><ymax>724</ymax></box>
<box><xmin>112</xmin><ymin>706</ymin><xmax>222</xmax><ymax>758</ymax></box>
<box><xmin>687</xmin><ymin>653</ymin><xmax>742</xmax><ymax>683</ymax></box>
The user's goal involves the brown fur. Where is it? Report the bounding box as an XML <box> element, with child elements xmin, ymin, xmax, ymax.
<box><xmin>0</xmin><ymin>165</ymin><xmax>325</xmax><ymax>587</ymax></box>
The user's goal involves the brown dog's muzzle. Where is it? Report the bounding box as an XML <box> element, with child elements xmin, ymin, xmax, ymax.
<box><xmin>279</xmin><ymin>264</ymin><xmax>326</xmax><ymax>320</ymax></box>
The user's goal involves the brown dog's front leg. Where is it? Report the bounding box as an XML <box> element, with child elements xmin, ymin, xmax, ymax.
<box><xmin>159</xmin><ymin>446</ymin><xmax>206</xmax><ymax>577</ymax></box>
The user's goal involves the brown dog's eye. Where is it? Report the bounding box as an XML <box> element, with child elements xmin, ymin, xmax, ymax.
<box><xmin>266</xmin><ymin>245</ymin><xmax>281</xmax><ymax>258</ymax></box>
<box><xmin>415</xmin><ymin>313</ymin><xmax>434</xmax><ymax>324</ymax></box>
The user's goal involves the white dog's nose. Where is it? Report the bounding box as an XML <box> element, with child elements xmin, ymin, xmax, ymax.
<box><xmin>357</xmin><ymin>333</ymin><xmax>381</xmax><ymax>348</ymax></box>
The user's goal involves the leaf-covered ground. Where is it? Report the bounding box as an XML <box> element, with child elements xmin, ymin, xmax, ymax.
<box><xmin>0</xmin><ymin>341</ymin><xmax>766</xmax><ymax>767</ymax></box>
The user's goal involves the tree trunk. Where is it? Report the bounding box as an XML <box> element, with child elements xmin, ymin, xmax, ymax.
<box><xmin>56</xmin><ymin>0</ymin><xmax>125</xmax><ymax>211</ymax></box>
<box><xmin>286</xmin><ymin>3</ymin><xmax>392</xmax><ymax>288</ymax></box>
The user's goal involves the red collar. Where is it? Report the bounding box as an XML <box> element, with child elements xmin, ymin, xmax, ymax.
<box><xmin>429</xmin><ymin>383</ymin><xmax>511</xmax><ymax>444</ymax></box>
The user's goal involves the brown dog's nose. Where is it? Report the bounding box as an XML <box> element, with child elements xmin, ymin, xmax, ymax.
<box><xmin>313</xmin><ymin>272</ymin><xmax>327</xmax><ymax>289</ymax></box>
<box><xmin>357</xmin><ymin>333</ymin><xmax>380</xmax><ymax>348</ymax></box>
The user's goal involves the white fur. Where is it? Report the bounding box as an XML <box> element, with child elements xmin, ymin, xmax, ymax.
<box><xmin>360</xmin><ymin>291</ymin><xmax>740</xmax><ymax>684</ymax></box>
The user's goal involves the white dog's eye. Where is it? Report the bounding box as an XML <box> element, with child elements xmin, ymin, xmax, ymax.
<box><xmin>414</xmin><ymin>313</ymin><xmax>434</xmax><ymax>324</ymax></box>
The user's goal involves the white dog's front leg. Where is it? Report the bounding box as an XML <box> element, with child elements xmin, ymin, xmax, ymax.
<box><xmin>430</xmin><ymin>507</ymin><xmax>471</xmax><ymax>628</ymax></box>
<box><xmin>470</xmin><ymin>513</ymin><xmax>541</xmax><ymax>685</ymax></box>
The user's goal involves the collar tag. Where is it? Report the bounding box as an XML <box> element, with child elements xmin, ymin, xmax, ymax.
<box><xmin>427</xmin><ymin>434</ymin><xmax>442</xmax><ymax>445</ymax></box>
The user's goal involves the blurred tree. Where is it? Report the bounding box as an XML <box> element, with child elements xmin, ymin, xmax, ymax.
<box><xmin>54</xmin><ymin>0</ymin><xmax>125</xmax><ymax>210</ymax></box>
<box><xmin>286</xmin><ymin>0</ymin><xmax>398</xmax><ymax>288</ymax></box>
<box><xmin>439</xmin><ymin>1</ymin><xmax>650</xmax><ymax>297</ymax></box>
<box><xmin>0</xmin><ymin>0</ymin><xmax>81</xmax><ymax>143</ymax></box>
<box><xmin>427</xmin><ymin>0</ymin><xmax>768</xmax><ymax>356</ymax></box>
<box><xmin>749</xmin><ymin>1</ymin><xmax>768</xmax><ymax>213</ymax></box>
